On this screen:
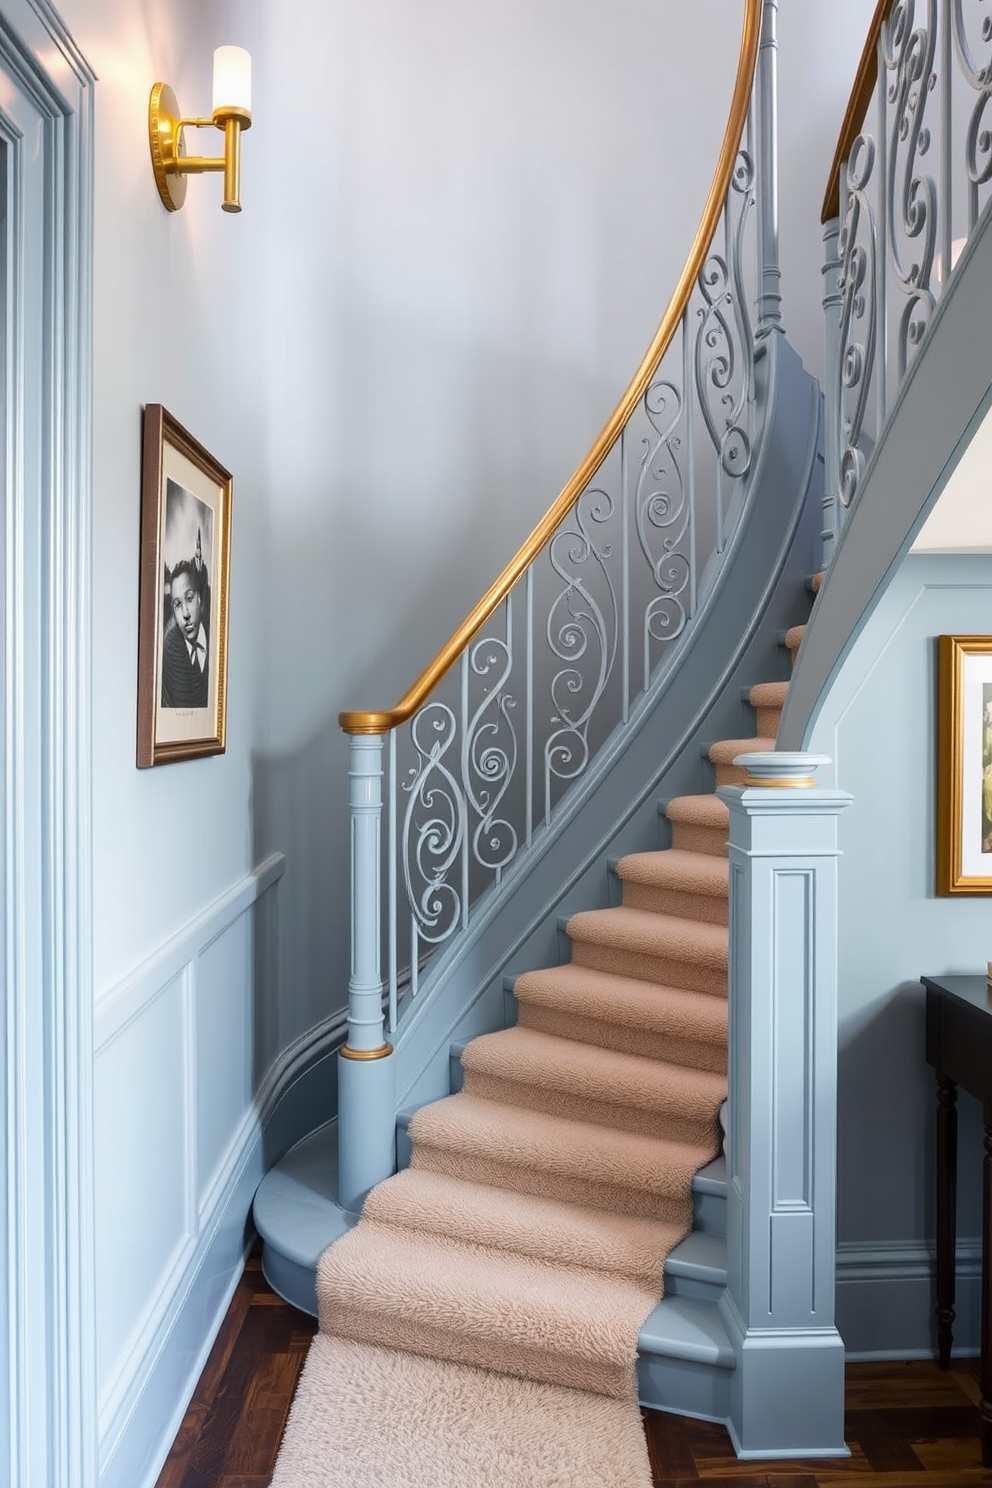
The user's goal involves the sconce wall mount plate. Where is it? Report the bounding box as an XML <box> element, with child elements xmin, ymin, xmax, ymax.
<box><xmin>149</xmin><ymin>82</ymin><xmax>188</xmax><ymax>212</ymax></box>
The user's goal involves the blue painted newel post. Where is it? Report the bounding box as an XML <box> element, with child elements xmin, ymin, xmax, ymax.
<box><xmin>338</xmin><ymin>732</ymin><xmax>396</xmax><ymax>1214</ymax></box>
<box><xmin>718</xmin><ymin>752</ymin><xmax>852</xmax><ymax>1459</ymax></box>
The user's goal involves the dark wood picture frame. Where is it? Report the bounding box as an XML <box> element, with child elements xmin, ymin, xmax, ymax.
<box><xmin>137</xmin><ymin>404</ymin><xmax>232</xmax><ymax>767</ymax></box>
<box><xmin>936</xmin><ymin>633</ymin><xmax>992</xmax><ymax>894</ymax></box>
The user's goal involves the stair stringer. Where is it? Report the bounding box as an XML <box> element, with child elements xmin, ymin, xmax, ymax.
<box><xmin>779</xmin><ymin>206</ymin><xmax>992</xmax><ymax>754</ymax></box>
<box><xmin>391</xmin><ymin>333</ymin><xmax>823</xmax><ymax>1114</ymax></box>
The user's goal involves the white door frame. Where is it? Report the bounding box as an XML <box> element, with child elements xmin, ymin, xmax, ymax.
<box><xmin>0</xmin><ymin>3</ymin><xmax>94</xmax><ymax>1484</ymax></box>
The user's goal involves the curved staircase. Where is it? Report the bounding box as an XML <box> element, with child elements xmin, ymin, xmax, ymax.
<box><xmin>306</xmin><ymin>634</ymin><xmax>806</xmax><ymax>1423</ymax></box>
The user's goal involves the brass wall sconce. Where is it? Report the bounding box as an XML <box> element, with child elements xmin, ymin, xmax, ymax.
<box><xmin>149</xmin><ymin>46</ymin><xmax>252</xmax><ymax>213</ymax></box>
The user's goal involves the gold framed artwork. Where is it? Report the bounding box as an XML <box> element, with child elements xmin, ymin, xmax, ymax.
<box><xmin>936</xmin><ymin>634</ymin><xmax>992</xmax><ymax>895</ymax></box>
<box><xmin>137</xmin><ymin>404</ymin><xmax>232</xmax><ymax>767</ymax></box>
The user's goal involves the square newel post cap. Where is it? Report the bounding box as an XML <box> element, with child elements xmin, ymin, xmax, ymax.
<box><xmin>717</xmin><ymin>751</ymin><xmax>852</xmax><ymax>814</ymax></box>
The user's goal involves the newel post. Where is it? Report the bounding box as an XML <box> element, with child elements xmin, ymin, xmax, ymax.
<box><xmin>338</xmin><ymin>731</ymin><xmax>396</xmax><ymax>1213</ymax></box>
<box><xmin>718</xmin><ymin>752</ymin><xmax>852</xmax><ymax>1458</ymax></box>
<box><xmin>821</xmin><ymin>217</ymin><xmax>843</xmax><ymax>567</ymax></box>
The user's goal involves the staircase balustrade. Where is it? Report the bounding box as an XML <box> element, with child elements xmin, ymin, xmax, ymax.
<box><xmin>339</xmin><ymin>2</ymin><xmax>779</xmax><ymax>1104</ymax></box>
<box><xmin>821</xmin><ymin>0</ymin><xmax>992</xmax><ymax>561</ymax></box>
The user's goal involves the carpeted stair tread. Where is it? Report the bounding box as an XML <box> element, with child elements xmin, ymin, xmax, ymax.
<box><xmin>567</xmin><ymin>905</ymin><xmax>727</xmax><ymax>969</ymax></box>
<box><xmin>706</xmin><ymin>734</ymin><xmax>776</xmax><ymax>764</ymax></box>
<box><xmin>785</xmin><ymin>622</ymin><xmax>805</xmax><ymax>653</ymax></box>
<box><xmin>460</xmin><ymin>1026</ymin><xmax>726</xmax><ymax>1143</ymax></box>
<box><xmin>513</xmin><ymin>962</ymin><xmax>727</xmax><ymax>1069</ymax></box>
<box><xmin>514</xmin><ymin>963</ymin><xmax>727</xmax><ymax>1040</ymax></box>
<box><xmin>409</xmin><ymin>1091</ymin><xmax>712</xmax><ymax>1220</ymax></box>
<box><xmin>616</xmin><ymin>848</ymin><xmax>728</xmax><ymax>898</ymax></box>
<box><xmin>271</xmin><ymin>1335</ymin><xmax>654</xmax><ymax>1488</ymax></box>
<box><xmin>363</xmin><ymin>1167</ymin><xmax>684</xmax><ymax>1285</ymax></box>
<box><xmin>664</xmin><ymin>794</ymin><xmax>729</xmax><ymax>827</ymax></box>
<box><xmin>318</xmin><ymin>1219</ymin><xmax>656</xmax><ymax>1398</ymax></box>
<box><xmin>748</xmin><ymin>680</ymin><xmax>789</xmax><ymax>708</ymax></box>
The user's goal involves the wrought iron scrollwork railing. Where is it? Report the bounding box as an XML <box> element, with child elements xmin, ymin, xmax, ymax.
<box><xmin>822</xmin><ymin>0</ymin><xmax>992</xmax><ymax>556</ymax></box>
<box><xmin>339</xmin><ymin>0</ymin><xmax>775</xmax><ymax>1058</ymax></box>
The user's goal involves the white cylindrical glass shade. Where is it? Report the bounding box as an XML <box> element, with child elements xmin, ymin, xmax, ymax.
<box><xmin>212</xmin><ymin>46</ymin><xmax>252</xmax><ymax>115</ymax></box>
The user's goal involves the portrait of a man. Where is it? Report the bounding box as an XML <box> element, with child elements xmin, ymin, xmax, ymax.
<box><xmin>160</xmin><ymin>477</ymin><xmax>214</xmax><ymax>713</ymax></box>
<box><xmin>162</xmin><ymin>558</ymin><xmax>209</xmax><ymax>708</ymax></box>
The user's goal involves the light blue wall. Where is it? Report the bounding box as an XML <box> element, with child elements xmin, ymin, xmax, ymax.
<box><xmin>806</xmin><ymin>553</ymin><xmax>992</xmax><ymax>1357</ymax></box>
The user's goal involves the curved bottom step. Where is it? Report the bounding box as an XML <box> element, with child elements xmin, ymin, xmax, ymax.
<box><xmin>254</xmin><ymin>1120</ymin><xmax>734</xmax><ymax>1422</ymax></box>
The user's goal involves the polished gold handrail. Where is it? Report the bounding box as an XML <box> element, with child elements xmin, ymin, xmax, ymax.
<box><xmin>821</xmin><ymin>0</ymin><xmax>892</xmax><ymax>223</ymax></box>
<box><xmin>340</xmin><ymin>0</ymin><xmax>762</xmax><ymax>736</ymax></box>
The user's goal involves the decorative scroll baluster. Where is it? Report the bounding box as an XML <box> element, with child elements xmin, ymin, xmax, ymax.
<box><xmin>402</xmin><ymin>703</ymin><xmax>465</xmax><ymax>973</ymax></box>
<box><xmin>821</xmin><ymin>218</ymin><xmax>844</xmax><ymax>562</ymax></box>
<box><xmin>544</xmin><ymin>489</ymin><xmax>618</xmax><ymax>824</ymax></box>
<box><xmin>684</xmin><ymin>308</ymin><xmax>697</xmax><ymax>619</ymax></box>
<box><xmin>884</xmin><ymin>0</ymin><xmax>939</xmax><ymax>380</ymax></box>
<box><xmin>837</xmin><ymin>130</ymin><xmax>879</xmax><ymax>514</ymax></box>
<box><xmin>952</xmin><ymin>0</ymin><xmax>992</xmax><ymax>231</ymax></box>
<box><xmin>463</xmin><ymin>602</ymin><xmax>518</xmax><ymax>892</ymax></box>
<box><xmin>525</xmin><ymin>570</ymin><xmax>534</xmax><ymax>850</ymax></box>
<box><xmin>695</xmin><ymin>143</ymin><xmax>756</xmax><ymax>555</ymax></box>
<box><xmin>621</xmin><ymin>428</ymin><xmax>631</xmax><ymax>725</ymax></box>
<box><xmin>877</xmin><ymin>41</ymin><xmax>889</xmax><ymax>431</ymax></box>
<box><xmin>941</xmin><ymin>0</ymin><xmax>953</xmax><ymax>281</ymax></box>
<box><xmin>637</xmin><ymin>380</ymin><xmax>689</xmax><ymax>690</ymax></box>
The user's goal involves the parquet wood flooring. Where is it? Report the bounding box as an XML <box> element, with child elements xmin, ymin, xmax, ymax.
<box><xmin>156</xmin><ymin>1252</ymin><xmax>992</xmax><ymax>1487</ymax></box>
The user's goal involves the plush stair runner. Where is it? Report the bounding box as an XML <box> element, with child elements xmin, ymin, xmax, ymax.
<box><xmin>272</xmin><ymin>671</ymin><xmax>793</xmax><ymax>1488</ymax></box>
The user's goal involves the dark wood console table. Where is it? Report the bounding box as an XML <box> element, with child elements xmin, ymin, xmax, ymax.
<box><xmin>923</xmin><ymin>972</ymin><xmax>992</xmax><ymax>1467</ymax></box>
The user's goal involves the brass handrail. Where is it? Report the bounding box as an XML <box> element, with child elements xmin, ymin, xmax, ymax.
<box><xmin>821</xmin><ymin>0</ymin><xmax>892</xmax><ymax>223</ymax></box>
<box><xmin>340</xmin><ymin>0</ymin><xmax>762</xmax><ymax>736</ymax></box>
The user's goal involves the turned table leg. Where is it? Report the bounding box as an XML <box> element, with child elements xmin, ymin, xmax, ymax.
<box><xmin>981</xmin><ymin>1120</ymin><xmax>992</xmax><ymax>1468</ymax></box>
<box><xmin>936</xmin><ymin>1076</ymin><xmax>957</xmax><ymax>1370</ymax></box>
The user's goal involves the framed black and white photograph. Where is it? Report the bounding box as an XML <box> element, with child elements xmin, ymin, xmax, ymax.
<box><xmin>137</xmin><ymin>404</ymin><xmax>232</xmax><ymax>767</ymax></box>
<box><xmin>936</xmin><ymin>633</ymin><xmax>992</xmax><ymax>895</ymax></box>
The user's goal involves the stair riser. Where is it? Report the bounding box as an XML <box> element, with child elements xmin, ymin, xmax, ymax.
<box><xmin>516</xmin><ymin>1006</ymin><xmax>727</xmax><ymax>1073</ymax></box>
<box><xmin>692</xmin><ymin>1187</ymin><xmax>726</xmax><ymax>1235</ymax></box>
<box><xmin>461</xmin><ymin>1069</ymin><xmax>724</xmax><ymax>1149</ymax></box>
<box><xmin>325</xmin><ymin>1304</ymin><xmax>635</xmax><ymax>1401</ymax></box>
<box><xmin>636</xmin><ymin>1349</ymin><xmax>732</xmax><ymax>1420</ymax></box>
<box><xmin>571</xmin><ymin>942</ymin><xmax>727</xmax><ymax>999</ymax></box>
<box><xmin>411</xmin><ymin>1149</ymin><xmax>694</xmax><ymax>1225</ymax></box>
<box><xmin>669</xmin><ymin>824</ymin><xmax>728</xmax><ymax>858</ymax></box>
<box><xmin>664</xmin><ymin>1271</ymin><xmax>726</xmax><ymax>1305</ymax></box>
<box><xmin>713</xmin><ymin>761</ymin><xmax>749</xmax><ymax>788</ymax></box>
<box><xmin>621</xmin><ymin>881</ymin><xmax>728</xmax><ymax>927</ymax></box>
<box><xmin>755</xmin><ymin>706</ymin><xmax>782</xmax><ymax>737</ymax></box>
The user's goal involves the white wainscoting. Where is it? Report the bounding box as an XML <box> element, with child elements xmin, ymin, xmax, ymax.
<box><xmin>93</xmin><ymin>854</ymin><xmax>347</xmax><ymax>1488</ymax></box>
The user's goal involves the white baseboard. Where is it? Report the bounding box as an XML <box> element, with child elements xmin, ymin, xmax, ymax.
<box><xmin>836</xmin><ymin>1239</ymin><xmax>982</xmax><ymax>1360</ymax></box>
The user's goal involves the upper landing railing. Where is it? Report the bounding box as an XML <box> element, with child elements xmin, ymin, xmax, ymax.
<box><xmin>821</xmin><ymin>0</ymin><xmax>992</xmax><ymax>561</ymax></box>
<box><xmin>338</xmin><ymin>0</ymin><xmax>774</xmax><ymax>1061</ymax></box>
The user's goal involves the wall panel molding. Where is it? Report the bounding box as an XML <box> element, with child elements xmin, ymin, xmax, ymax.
<box><xmin>94</xmin><ymin>852</ymin><xmax>347</xmax><ymax>1488</ymax></box>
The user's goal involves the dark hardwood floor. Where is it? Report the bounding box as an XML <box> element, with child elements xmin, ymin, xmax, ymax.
<box><xmin>156</xmin><ymin>1250</ymin><xmax>992</xmax><ymax>1487</ymax></box>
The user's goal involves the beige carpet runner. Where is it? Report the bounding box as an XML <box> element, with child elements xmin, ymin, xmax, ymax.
<box><xmin>271</xmin><ymin>669</ymin><xmax>794</xmax><ymax>1487</ymax></box>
